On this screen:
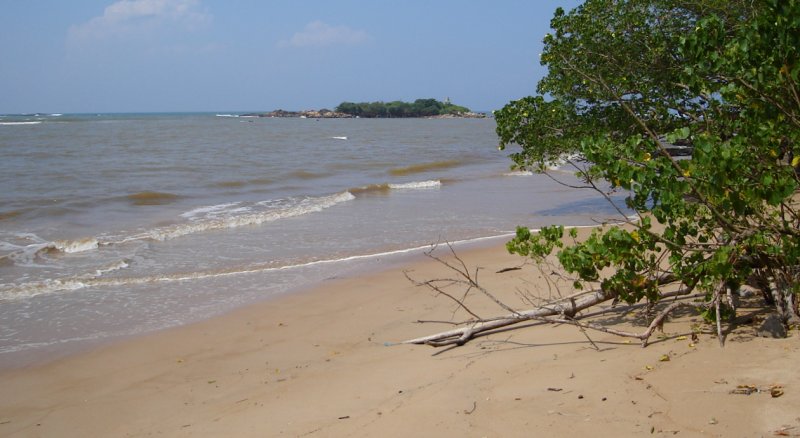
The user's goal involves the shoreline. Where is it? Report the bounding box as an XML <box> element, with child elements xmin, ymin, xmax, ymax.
<box><xmin>0</xmin><ymin>232</ymin><xmax>516</xmax><ymax>371</ymax></box>
<box><xmin>1</xmin><ymin>236</ymin><xmax>799</xmax><ymax>436</ymax></box>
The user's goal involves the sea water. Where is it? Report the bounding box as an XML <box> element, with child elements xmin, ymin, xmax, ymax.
<box><xmin>0</xmin><ymin>113</ymin><xmax>623</xmax><ymax>367</ymax></box>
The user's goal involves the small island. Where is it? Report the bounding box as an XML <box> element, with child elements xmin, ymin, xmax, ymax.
<box><xmin>240</xmin><ymin>98</ymin><xmax>486</xmax><ymax>119</ymax></box>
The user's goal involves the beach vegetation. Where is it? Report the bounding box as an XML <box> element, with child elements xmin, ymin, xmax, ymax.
<box><xmin>407</xmin><ymin>0</ymin><xmax>800</xmax><ymax>347</ymax></box>
<box><xmin>498</xmin><ymin>0</ymin><xmax>800</xmax><ymax>338</ymax></box>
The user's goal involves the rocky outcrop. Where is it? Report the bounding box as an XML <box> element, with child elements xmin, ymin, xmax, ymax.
<box><xmin>427</xmin><ymin>112</ymin><xmax>487</xmax><ymax>119</ymax></box>
<box><xmin>240</xmin><ymin>109</ymin><xmax>353</xmax><ymax>119</ymax></box>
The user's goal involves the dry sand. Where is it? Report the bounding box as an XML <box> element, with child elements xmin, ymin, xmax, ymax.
<box><xmin>1</xmin><ymin>239</ymin><xmax>799</xmax><ymax>437</ymax></box>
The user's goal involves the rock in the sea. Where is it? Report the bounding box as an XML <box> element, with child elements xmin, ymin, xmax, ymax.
<box><xmin>757</xmin><ymin>313</ymin><xmax>787</xmax><ymax>338</ymax></box>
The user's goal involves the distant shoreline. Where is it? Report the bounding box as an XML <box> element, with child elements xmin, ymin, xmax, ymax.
<box><xmin>237</xmin><ymin>109</ymin><xmax>488</xmax><ymax>119</ymax></box>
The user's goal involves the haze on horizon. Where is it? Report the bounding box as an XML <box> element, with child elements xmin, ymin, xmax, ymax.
<box><xmin>0</xmin><ymin>0</ymin><xmax>581</xmax><ymax>114</ymax></box>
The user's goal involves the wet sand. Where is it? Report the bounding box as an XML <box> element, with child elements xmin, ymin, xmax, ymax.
<box><xmin>1</xmin><ymin>238</ymin><xmax>798</xmax><ymax>437</ymax></box>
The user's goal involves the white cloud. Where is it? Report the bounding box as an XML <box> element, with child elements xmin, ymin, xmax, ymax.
<box><xmin>279</xmin><ymin>21</ymin><xmax>369</xmax><ymax>48</ymax></box>
<box><xmin>68</xmin><ymin>0</ymin><xmax>211</xmax><ymax>43</ymax></box>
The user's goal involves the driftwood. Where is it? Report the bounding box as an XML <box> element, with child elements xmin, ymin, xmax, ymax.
<box><xmin>403</xmin><ymin>288</ymin><xmax>614</xmax><ymax>346</ymax></box>
<box><xmin>402</xmin><ymin>287</ymin><xmax>695</xmax><ymax>347</ymax></box>
<box><xmin>402</xmin><ymin>242</ymin><xmax>698</xmax><ymax>348</ymax></box>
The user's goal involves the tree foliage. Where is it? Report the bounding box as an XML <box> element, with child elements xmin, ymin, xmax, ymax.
<box><xmin>496</xmin><ymin>0</ymin><xmax>800</xmax><ymax>322</ymax></box>
<box><xmin>335</xmin><ymin>99</ymin><xmax>472</xmax><ymax>118</ymax></box>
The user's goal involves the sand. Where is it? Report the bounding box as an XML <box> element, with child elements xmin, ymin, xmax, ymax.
<box><xmin>1</xmin><ymin>239</ymin><xmax>799</xmax><ymax>437</ymax></box>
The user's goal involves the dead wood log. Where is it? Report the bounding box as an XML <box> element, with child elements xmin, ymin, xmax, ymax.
<box><xmin>403</xmin><ymin>288</ymin><xmax>616</xmax><ymax>346</ymax></box>
<box><xmin>403</xmin><ymin>241</ymin><xmax>700</xmax><ymax>348</ymax></box>
<box><xmin>544</xmin><ymin>300</ymin><xmax>692</xmax><ymax>347</ymax></box>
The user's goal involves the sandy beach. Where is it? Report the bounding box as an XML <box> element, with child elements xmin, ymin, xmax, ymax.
<box><xmin>1</xmin><ymin>239</ymin><xmax>799</xmax><ymax>437</ymax></box>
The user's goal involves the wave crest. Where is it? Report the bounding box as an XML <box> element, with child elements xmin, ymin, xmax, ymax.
<box><xmin>349</xmin><ymin>180</ymin><xmax>441</xmax><ymax>196</ymax></box>
<box><xmin>132</xmin><ymin>191</ymin><xmax>356</xmax><ymax>242</ymax></box>
<box><xmin>0</xmin><ymin>121</ymin><xmax>42</xmax><ymax>126</ymax></box>
<box><xmin>0</xmin><ymin>236</ymin><xmax>99</xmax><ymax>267</ymax></box>
<box><xmin>389</xmin><ymin>160</ymin><xmax>463</xmax><ymax>176</ymax></box>
<box><xmin>0</xmin><ymin>192</ymin><xmax>356</xmax><ymax>268</ymax></box>
<box><xmin>388</xmin><ymin>180</ymin><xmax>441</xmax><ymax>190</ymax></box>
<box><xmin>54</xmin><ymin>238</ymin><xmax>99</xmax><ymax>253</ymax></box>
<box><xmin>349</xmin><ymin>184</ymin><xmax>392</xmax><ymax>196</ymax></box>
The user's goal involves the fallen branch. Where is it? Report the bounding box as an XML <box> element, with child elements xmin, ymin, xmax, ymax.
<box><xmin>403</xmin><ymin>240</ymin><xmax>701</xmax><ymax>348</ymax></box>
<box><xmin>543</xmin><ymin>300</ymin><xmax>693</xmax><ymax>347</ymax></box>
<box><xmin>403</xmin><ymin>288</ymin><xmax>616</xmax><ymax>346</ymax></box>
<box><xmin>403</xmin><ymin>288</ymin><xmax>696</xmax><ymax>347</ymax></box>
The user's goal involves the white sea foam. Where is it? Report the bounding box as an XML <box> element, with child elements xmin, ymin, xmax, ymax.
<box><xmin>93</xmin><ymin>259</ymin><xmax>130</xmax><ymax>277</ymax></box>
<box><xmin>180</xmin><ymin>202</ymin><xmax>242</xmax><ymax>220</ymax></box>
<box><xmin>0</xmin><ymin>231</ymin><xmax>526</xmax><ymax>301</ymax></box>
<box><xmin>0</xmin><ymin>241</ymin><xmax>52</xmax><ymax>267</ymax></box>
<box><xmin>0</xmin><ymin>255</ymin><xmax>136</xmax><ymax>300</ymax></box>
<box><xmin>548</xmin><ymin>153</ymin><xmax>584</xmax><ymax>171</ymax></box>
<box><xmin>330</xmin><ymin>136</ymin><xmax>348</xmax><ymax>140</ymax></box>
<box><xmin>0</xmin><ymin>121</ymin><xmax>42</xmax><ymax>126</ymax></box>
<box><xmin>1</xmin><ymin>192</ymin><xmax>356</xmax><ymax>269</ymax></box>
<box><xmin>215</xmin><ymin>114</ymin><xmax>239</xmax><ymax>118</ymax></box>
<box><xmin>54</xmin><ymin>238</ymin><xmax>99</xmax><ymax>254</ymax></box>
<box><xmin>388</xmin><ymin>180</ymin><xmax>442</xmax><ymax>190</ymax></box>
<box><xmin>2</xmin><ymin>223</ymin><xmax>616</xmax><ymax>303</ymax></box>
<box><xmin>0</xmin><ymin>236</ymin><xmax>101</xmax><ymax>268</ymax></box>
<box><xmin>504</xmin><ymin>170</ymin><xmax>534</xmax><ymax>176</ymax></box>
<box><xmin>128</xmin><ymin>191</ymin><xmax>356</xmax><ymax>242</ymax></box>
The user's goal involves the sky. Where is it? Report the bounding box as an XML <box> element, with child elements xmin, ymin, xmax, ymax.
<box><xmin>0</xmin><ymin>0</ymin><xmax>582</xmax><ymax>114</ymax></box>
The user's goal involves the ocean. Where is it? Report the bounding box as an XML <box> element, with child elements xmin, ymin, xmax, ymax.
<box><xmin>0</xmin><ymin>112</ymin><xmax>620</xmax><ymax>367</ymax></box>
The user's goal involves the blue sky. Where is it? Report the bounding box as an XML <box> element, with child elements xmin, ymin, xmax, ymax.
<box><xmin>1</xmin><ymin>0</ymin><xmax>581</xmax><ymax>114</ymax></box>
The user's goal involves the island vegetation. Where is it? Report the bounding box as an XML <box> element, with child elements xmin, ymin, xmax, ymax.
<box><xmin>239</xmin><ymin>98</ymin><xmax>484</xmax><ymax>119</ymax></box>
<box><xmin>407</xmin><ymin>0</ymin><xmax>800</xmax><ymax>347</ymax></box>
<box><xmin>335</xmin><ymin>98</ymin><xmax>481</xmax><ymax>118</ymax></box>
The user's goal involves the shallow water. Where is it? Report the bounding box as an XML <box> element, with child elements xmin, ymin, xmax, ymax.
<box><xmin>0</xmin><ymin>113</ymin><xmax>624</xmax><ymax>367</ymax></box>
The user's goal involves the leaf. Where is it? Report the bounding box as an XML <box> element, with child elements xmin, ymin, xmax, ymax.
<box><xmin>666</xmin><ymin>127</ymin><xmax>690</xmax><ymax>143</ymax></box>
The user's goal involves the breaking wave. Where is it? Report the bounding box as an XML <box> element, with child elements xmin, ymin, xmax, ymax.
<box><xmin>0</xmin><ymin>236</ymin><xmax>100</xmax><ymax>268</ymax></box>
<box><xmin>349</xmin><ymin>180</ymin><xmax>441</xmax><ymax>196</ymax></box>
<box><xmin>504</xmin><ymin>170</ymin><xmax>534</xmax><ymax>176</ymax></box>
<box><xmin>54</xmin><ymin>238</ymin><xmax>100</xmax><ymax>253</ymax></box>
<box><xmin>388</xmin><ymin>180</ymin><xmax>441</xmax><ymax>190</ymax></box>
<box><xmin>135</xmin><ymin>191</ymin><xmax>355</xmax><ymax>241</ymax></box>
<box><xmin>0</xmin><ymin>233</ymin><xmax>512</xmax><ymax>301</ymax></box>
<box><xmin>0</xmin><ymin>121</ymin><xmax>42</xmax><ymax>126</ymax></box>
<box><xmin>548</xmin><ymin>153</ymin><xmax>585</xmax><ymax>171</ymax></box>
<box><xmin>0</xmin><ymin>192</ymin><xmax>356</xmax><ymax>267</ymax></box>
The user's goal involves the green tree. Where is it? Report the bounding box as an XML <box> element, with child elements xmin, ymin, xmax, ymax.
<box><xmin>335</xmin><ymin>98</ymin><xmax>472</xmax><ymax>118</ymax></box>
<box><xmin>386</xmin><ymin>101</ymin><xmax>409</xmax><ymax>117</ymax></box>
<box><xmin>335</xmin><ymin>102</ymin><xmax>361</xmax><ymax>116</ymax></box>
<box><xmin>496</xmin><ymin>0</ymin><xmax>800</xmax><ymax>331</ymax></box>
